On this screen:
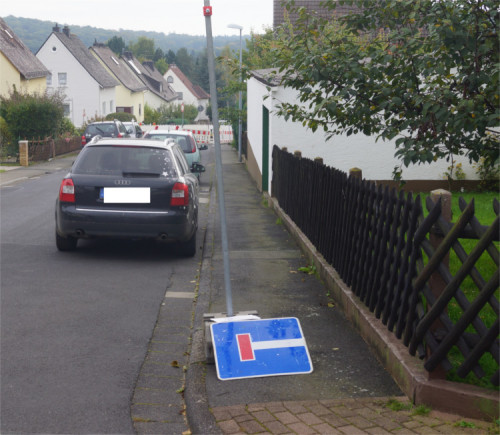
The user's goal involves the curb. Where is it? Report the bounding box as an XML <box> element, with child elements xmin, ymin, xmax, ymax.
<box><xmin>184</xmin><ymin>159</ymin><xmax>223</xmax><ymax>435</ymax></box>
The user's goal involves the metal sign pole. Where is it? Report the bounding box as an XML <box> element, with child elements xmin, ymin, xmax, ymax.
<box><xmin>204</xmin><ymin>1</ymin><xmax>233</xmax><ymax>317</ymax></box>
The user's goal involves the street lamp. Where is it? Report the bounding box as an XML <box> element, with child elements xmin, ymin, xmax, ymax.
<box><xmin>227</xmin><ymin>23</ymin><xmax>243</xmax><ymax>163</ymax></box>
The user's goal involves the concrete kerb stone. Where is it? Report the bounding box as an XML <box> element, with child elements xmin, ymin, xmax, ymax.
<box><xmin>184</xmin><ymin>167</ymin><xmax>223</xmax><ymax>435</ymax></box>
<box><xmin>266</xmin><ymin>193</ymin><xmax>499</xmax><ymax>422</ymax></box>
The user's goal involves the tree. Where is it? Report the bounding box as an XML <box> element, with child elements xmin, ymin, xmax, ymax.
<box><xmin>175</xmin><ymin>48</ymin><xmax>194</xmax><ymax>78</ymax></box>
<box><xmin>216</xmin><ymin>29</ymin><xmax>280</xmax><ymax>140</ymax></box>
<box><xmin>274</xmin><ymin>0</ymin><xmax>499</xmax><ymax>174</ymax></box>
<box><xmin>129</xmin><ymin>36</ymin><xmax>156</xmax><ymax>61</ymax></box>
<box><xmin>166</xmin><ymin>49</ymin><xmax>176</xmax><ymax>64</ymax></box>
<box><xmin>107</xmin><ymin>36</ymin><xmax>126</xmax><ymax>54</ymax></box>
<box><xmin>192</xmin><ymin>50</ymin><xmax>210</xmax><ymax>93</ymax></box>
<box><xmin>155</xmin><ymin>58</ymin><xmax>169</xmax><ymax>75</ymax></box>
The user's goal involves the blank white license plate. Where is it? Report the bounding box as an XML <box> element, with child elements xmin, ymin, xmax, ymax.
<box><xmin>103</xmin><ymin>187</ymin><xmax>150</xmax><ymax>203</ymax></box>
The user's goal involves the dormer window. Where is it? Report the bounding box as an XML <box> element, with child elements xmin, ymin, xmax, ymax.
<box><xmin>167</xmin><ymin>76</ymin><xmax>173</xmax><ymax>83</ymax></box>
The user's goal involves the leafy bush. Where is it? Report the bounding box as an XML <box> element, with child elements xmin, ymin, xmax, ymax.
<box><xmin>474</xmin><ymin>156</ymin><xmax>500</xmax><ymax>191</ymax></box>
<box><xmin>157</xmin><ymin>103</ymin><xmax>197</xmax><ymax>124</ymax></box>
<box><xmin>0</xmin><ymin>116</ymin><xmax>16</xmax><ymax>159</ymax></box>
<box><xmin>105</xmin><ymin>112</ymin><xmax>137</xmax><ymax>122</ymax></box>
<box><xmin>144</xmin><ymin>104</ymin><xmax>159</xmax><ymax>125</ymax></box>
<box><xmin>59</xmin><ymin>117</ymin><xmax>77</xmax><ymax>136</ymax></box>
<box><xmin>0</xmin><ymin>88</ymin><xmax>64</xmax><ymax>140</ymax></box>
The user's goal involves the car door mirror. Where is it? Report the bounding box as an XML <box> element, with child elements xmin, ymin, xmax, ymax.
<box><xmin>191</xmin><ymin>163</ymin><xmax>206</xmax><ymax>173</ymax></box>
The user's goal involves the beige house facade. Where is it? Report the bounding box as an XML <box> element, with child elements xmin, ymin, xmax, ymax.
<box><xmin>0</xmin><ymin>17</ymin><xmax>49</xmax><ymax>97</ymax></box>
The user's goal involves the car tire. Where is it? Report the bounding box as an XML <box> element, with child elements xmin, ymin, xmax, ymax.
<box><xmin>56</xmin><ymin>232</ymin><xmax>78</xmax><ymax>251</ymax></box>
<box><xmin>180</xmin><ymin>232</ymin><xmax>196</xmax><ymax>257</ymax></box>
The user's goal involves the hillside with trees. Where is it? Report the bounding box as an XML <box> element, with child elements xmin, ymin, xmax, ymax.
<box><xmin>3</xmin><ymin>15</ymin><xmax>244</xmax><ymax>55</ymax></box>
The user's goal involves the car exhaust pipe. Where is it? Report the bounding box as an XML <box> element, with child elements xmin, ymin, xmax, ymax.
<box><xmin>159</xmin><ymin>233</ymin><xmax>168</xmax><ymax>240</ymax></box>
<box><xmin>75</xmin><ymin>229</ymin><xmax>85</xmax><ymax>237</ymax></box>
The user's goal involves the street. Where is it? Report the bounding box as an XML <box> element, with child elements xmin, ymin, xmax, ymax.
<box><xmin>0</xmin><ymin>151</ymin><xmax>211</xmax><ymax>433</ymax></box>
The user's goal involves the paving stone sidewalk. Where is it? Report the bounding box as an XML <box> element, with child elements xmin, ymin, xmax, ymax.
<box><xmin>211</xmin><ymin>397</ymin><xmax>497</xmax><ymax>434</ymax></box>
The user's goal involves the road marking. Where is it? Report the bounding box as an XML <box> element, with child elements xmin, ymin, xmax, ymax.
<box><xmin>164</xmin><ymin>291</ymin><xmax>195</xmax><ymax>299</ymax></box>
<box><xmin>0</xmin><ymin>177</ymin><xmax>28</xmax><ymax>186</ymax></box>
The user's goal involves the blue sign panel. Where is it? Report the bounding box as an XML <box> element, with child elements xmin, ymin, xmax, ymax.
<box><xmin>210</xmin><ymin>317</ymin><xmax>313</xmax><ymax>380</ymax></box>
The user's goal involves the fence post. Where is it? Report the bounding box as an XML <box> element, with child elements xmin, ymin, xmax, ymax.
<box><xmin>427</xmin><ymin>188</ymin><xmax>452</xmax><ymax>380</ymax></box>
<box><xmin>314</xmin><ymin>157</ymin><xmax>323</xmax><ymax>165</ymax></box>
<box><xmin>19</xmin><ymin>140</ymin><xmax>29</xmax><ymax>166</ymax></box>
<box><xmin>294</xmin><ymin>150</ymin><xmax>302</xmax><ymax>158</ymax></box>
<box><xmin>349</xmin><ymin>167</ymin><xmax>362</xmax><ymax>180</ymax></box>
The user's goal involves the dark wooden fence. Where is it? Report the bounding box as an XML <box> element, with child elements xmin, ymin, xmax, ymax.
<box><xmin>271</xmin><ymin>145</ymin><xmax>499</xmax><ymax>386</ymax></box>
<box><xmin>27</xmin><ymin>136</ymin><xmax>81</xmax><ymax>162</ymax></box>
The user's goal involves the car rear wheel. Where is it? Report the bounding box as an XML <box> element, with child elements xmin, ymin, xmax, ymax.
<box><xmin>56</xmin><ymin>232</ymin><xmax>78</xmax><ymax>251</ymax></box>
<box><xmin>179</xmin><ymin>232</ymin><xmax>196</xmax><ymax>257</ymax></box>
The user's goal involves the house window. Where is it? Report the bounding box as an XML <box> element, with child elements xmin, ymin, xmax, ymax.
<box><xmin>58</xmin><ymin>72</ymin><xmax>67</xmax><ymax>85</ymax></box>
<box><xmin>102</xmin><ymin>102</ymin><xmax>106</xmax><ymax>114</ymax></box>
<box><xmin>46</xmin><ymin>73</ymin><xmax>52</xmax><ymax>86</ymax></box>
<box><xmin>63</xmin><ymin>104</ymin><xmax>70</xmax><ymax>117</ymax></box>
<box><xmin>139</xmin><ymin>104</ymin><xmax>142</xmax><ymax>116</ymax></box>
<box><xmin>110</xmin><ymin>101</ymin><xmax>114</xmax><ymax>113</ymax></box>
<box><xmin>167</xmin><ymin>76</ymin><xmax>173</xmax><ymax>83</ymax></box>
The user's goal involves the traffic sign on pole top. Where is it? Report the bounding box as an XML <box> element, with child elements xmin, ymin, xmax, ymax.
<box><xmin>210</xmin><ymin>317</ymin><xmax>313</xmax><ymax>380</ymax></box>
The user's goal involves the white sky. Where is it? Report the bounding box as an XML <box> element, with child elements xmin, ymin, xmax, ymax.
<box><xmin>2</xmin><ymin>0</ymin><xmax>274</xmax><ymax>36</ymax></box>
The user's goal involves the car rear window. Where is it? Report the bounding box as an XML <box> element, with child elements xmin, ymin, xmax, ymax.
<box><xmin>86</xmin><ymin>123</ymin><xmax>116</xmax><ymax>137</ymax></box>
<box><xmin>72</xmin><ymin>146</ymin><xmax>178</xmax><ymax>177</ymax></box>
<box><xmin>144</xmin><ymin>133</ymin><xmax>193</xmax><ymax>153</ymax></box>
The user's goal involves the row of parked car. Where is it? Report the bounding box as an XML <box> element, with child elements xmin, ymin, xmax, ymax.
<box><xmin>56</xmin><ymin>120</ymin><xmax>209</xmax><ymax>255</ymax></box>
<box><xmin>81</xmin><ymin>120</ymin><xmax>207</xmax><ymax>172</ymax></box>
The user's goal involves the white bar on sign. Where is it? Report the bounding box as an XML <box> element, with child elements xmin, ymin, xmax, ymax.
<box><xmin>251</xmin><ymin>338</ymin><xmax>306</xmax><ymax>350</ymax></box>
<box><xmin>104</xmin><ymin>187</ymin><xmax>150</xmax><ymax>203</ymax></box>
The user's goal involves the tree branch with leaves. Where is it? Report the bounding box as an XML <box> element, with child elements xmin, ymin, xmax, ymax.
<box><xmin>274</xmin><ymin>0</ymin><xmax>499</xmax><ymax>177</ymax></box>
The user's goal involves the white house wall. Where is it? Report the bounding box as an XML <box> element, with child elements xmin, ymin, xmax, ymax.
<box><xmin>248</xmin><ymin>77</ymin><xmax>479</xmax><ymax>192</ymax></box>
<box><xmin>37</xmin><ymin>34</ymin><xmax>115</xmax><ymax>127</ymax></box>
<box><xmin>164</xmin><ymin>71</ymin><xmax>192</xmax><ymax>106</ymax></box>
<box><xmin>144</xmin><ymin>91</ymin><xmax>168</xmax><ymax>111</ymax></box>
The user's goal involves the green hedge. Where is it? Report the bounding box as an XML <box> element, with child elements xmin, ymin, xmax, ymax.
<box><xmin>105</xmin><ymin>112</ymin><xmax>137</xmax><ymax>122</ymax></box>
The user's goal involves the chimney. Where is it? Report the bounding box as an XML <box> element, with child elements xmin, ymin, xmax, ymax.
<box><xmin>52</xmin><ymin>23</ymin><xmax>60</xmax><ymax>33</ymax></box>
<box><xmin>62</xmin><ymin>26</ymin><xmax>70</xmax><ymax>37</ymax></box>
<box><xmin>143</xmin><ymin>61</ymin><xmax>154</xmax><ymax>70</ymax></box>
<box><xmin>123</xmin><ymin>51</ymin><xmax>133</xmax><ymax>60</ymax></box>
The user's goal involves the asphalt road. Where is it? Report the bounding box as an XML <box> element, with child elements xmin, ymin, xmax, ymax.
<box><xmin>0</xmin><ymin>157</ymin><xmax>208</xmax><ymax>433</ymax></box>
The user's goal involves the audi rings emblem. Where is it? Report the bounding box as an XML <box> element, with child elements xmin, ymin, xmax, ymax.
<box><xmin>114</xmin><ymin>180</ymin><xmax>131</xmax><ymax>186</ymax></box>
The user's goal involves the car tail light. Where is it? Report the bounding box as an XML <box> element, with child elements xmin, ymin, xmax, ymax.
<box><xmin>118</xmin><ymin>133</ymin><xmax>123</xmax><ymax>138</ymax></box>
<box><xmin>191</xmin><ymin>138</ymin><xmax>197</xmax><ymax>153</ymax></box>
<box><xmin>81</xmin><ymin>135</ymin><xmax>86</xmax><ymax>146</ymax></box>
<box><xmin>171</xmin><ymin>182</ymin><xmax>189</xmax><ymax>206</ymax></box>
<box><xmin>59</xmin><ymin>178</ymin><xmax>75</xmax><ymax>203</ymax></box>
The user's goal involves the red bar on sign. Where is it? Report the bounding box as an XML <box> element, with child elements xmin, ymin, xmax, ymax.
<box><xmin>237</xmin><ymin>334</ymin><xmax>255</xmax><ymax>361</ymax></box>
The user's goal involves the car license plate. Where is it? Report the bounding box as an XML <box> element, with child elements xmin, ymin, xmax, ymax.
<box><xmin>102</xmin><ymin>187</ymin><xmax>150</xmax><ymax>203</ymax></box>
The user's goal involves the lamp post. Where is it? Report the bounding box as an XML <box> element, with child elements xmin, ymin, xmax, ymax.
<box><xmin>227</xmin><ymin>23</ymin><xmax>243</xmax><ymax>163</ymax></box>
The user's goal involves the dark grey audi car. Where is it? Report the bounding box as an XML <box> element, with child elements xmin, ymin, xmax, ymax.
<box><xmin>55</xmin><ymin>138</ymin><xmax>204</xmax><ymax>256</ymax></box>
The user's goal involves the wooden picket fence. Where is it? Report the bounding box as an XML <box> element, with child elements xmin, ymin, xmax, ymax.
<box><xmin>271</xmin><ymin>145</ymin><xmax>499</xmax><ymax>386</ymax></box>
<box><xmin>26</xmin><ymin>136</ymin><xmax>81</xmax><ymax>162</ymax></box>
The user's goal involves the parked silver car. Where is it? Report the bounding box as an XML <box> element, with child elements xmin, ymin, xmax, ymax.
<box><xmin>143</xmin><ymin>129</ymin><xmax>206</xmax><ymax>175</ymax></box>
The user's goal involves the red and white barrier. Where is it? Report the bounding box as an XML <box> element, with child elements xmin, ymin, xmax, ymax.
<box><xmin>141</xmin><ymin>124</ymin><xmax>233</xmax><ymax>145</ymax></box>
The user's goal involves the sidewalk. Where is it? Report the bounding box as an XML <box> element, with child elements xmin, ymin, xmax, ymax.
<box><xmin>185</xmin><ymin>144</ymin><xmax>497</xmax><ymax>434</ymax></box>
<box><xmin>0</xmin><ymin>152</ymin><xmax>79</xmax><ymax>187</ymax></box>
